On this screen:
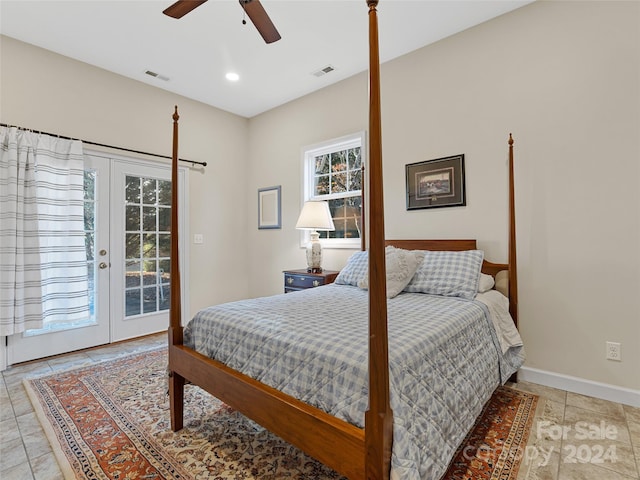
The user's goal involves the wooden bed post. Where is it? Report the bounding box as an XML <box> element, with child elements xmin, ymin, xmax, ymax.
<box><xmin>508</xmin><ymin>134</ymin><xmax>518</xmax><ymax>328</ymax></box>
<box><xmin>361</xmin><ymin>162</ymin><xmax>366</xmax><ymax>252</ymax></box>
<box><xmin>169</xmin><ymin>106</ymin><xmax>185</xmax><ymax>431</ymax></box>
<box><xmin>364</xmin><ymin>1</ymin><xmax>393</xmax><ymax>479</ymax></box>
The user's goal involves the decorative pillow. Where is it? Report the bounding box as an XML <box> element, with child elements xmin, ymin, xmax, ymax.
<box><xmin>495</xmin><ymin>270</ymin><xmax>509</xmax><ymax>298</ymax></box>
<box><xmin>334</xmin><ymin>250</ymin><xmax>368</xmax><ymax>286</ymax></box>
<box><xmin>478</xmin><ymin>273</ymin><xmax>495</xmax><ymax>293</ymax></box>
<box><xmin>404</xmin><ymin>249</ymin><xmax>484</xmax><ymax>300</ymax></box>
<box><xmin>358</xmin><ymin>246</ymin><xmax>424</xmax><ymax>298</ymax></box>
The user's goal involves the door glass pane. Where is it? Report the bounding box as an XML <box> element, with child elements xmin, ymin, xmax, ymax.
<box><xmin>158</xmin><ymin>180</ymin><xmax>171</xmax><ymax>206</ymax></box>
<box><xmin>124</xmin><ymin>174</ymin><xmax>171</xmax><ymax>317</ymax></box>
<box><xmin>84</xmin><ymin>169</ymin><xmax>98</xmax><ymax>324</ymax></box>
<box><xmin>126</xmin><ymin>289</ymin><xmax>141</xmax><ymax>317</ymax></box>
<box><xmin>125</xmin><ymin>176</ymin><xmax>140</xmax><ymax>203</ymax></box>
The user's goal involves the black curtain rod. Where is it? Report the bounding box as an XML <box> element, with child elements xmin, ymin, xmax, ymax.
<box><xmin>0</xmin><ymin>123</ymin><xmax>207</xmax><ymax>167</ymax></box>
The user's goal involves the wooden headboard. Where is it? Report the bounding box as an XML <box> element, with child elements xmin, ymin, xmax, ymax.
<box><xmin>385</xmin><ymin>239</ymin><xmax>509</xmax><ymax>277</ymax></box>
<box><xmin>385</xmin><ymin>238</ymin><xmax>511</xmax><ymax>300</ymax></box>
<box><xmin>386</xmin><ymin>239</ymin><xmax>476</xmax><ymax>252</ymax></box>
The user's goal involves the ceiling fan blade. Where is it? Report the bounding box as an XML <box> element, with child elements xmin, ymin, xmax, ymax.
<box><xmin>239</xmin><ymin>0</ymin><xmax>281</xmax><ymax>44</ymax></box>
<box><xmin>163</xmin><ymin>0</ymin><xmax>208</xmax><ymax>19</ymax></box>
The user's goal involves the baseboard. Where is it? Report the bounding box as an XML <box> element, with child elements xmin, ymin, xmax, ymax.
<box><xmin>519</xmin><ymin>366</ymin><xmax>640</xmax><ymax>408</ymax></box>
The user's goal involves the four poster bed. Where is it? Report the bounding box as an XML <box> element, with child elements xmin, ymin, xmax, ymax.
<box><xmin>167</xmin><ymin>2</ymin><xmax>522</xmax><ymax>479</ymax></box>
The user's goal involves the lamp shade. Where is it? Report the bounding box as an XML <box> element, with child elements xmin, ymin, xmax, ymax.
<box><xmin>295</xmin><ymin>201</ymin><xmax>335</xmax><ymax>231</ymax></box>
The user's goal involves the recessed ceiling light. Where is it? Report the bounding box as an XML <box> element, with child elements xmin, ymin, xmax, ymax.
<box><xmin>226</xmin><ymin>72</ymin><xmax>240</xmax><ymax>82</ymax></box>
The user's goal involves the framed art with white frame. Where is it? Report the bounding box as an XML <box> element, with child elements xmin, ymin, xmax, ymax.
<box><xmin>258</xmin><ymin>185</ymin><xmax>281</xmax><ymax>229</ymax></box>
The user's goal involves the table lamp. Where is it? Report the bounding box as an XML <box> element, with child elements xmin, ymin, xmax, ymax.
<box><xmin>295</xmin><ymin>201</ymin><xmax>335</xmax><ymax>273</ymax></box>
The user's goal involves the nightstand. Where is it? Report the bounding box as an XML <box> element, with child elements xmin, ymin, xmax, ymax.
<box><xmin>283</xmin><ymin>269</ymin><xmax>339</xmax><ymax>293</ymax></box>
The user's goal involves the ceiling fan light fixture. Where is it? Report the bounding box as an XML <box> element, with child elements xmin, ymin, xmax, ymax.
<box><xmin>163</xmin><ymin>0</ymin><xmax>281</xmax><ymax>44</ymax></box>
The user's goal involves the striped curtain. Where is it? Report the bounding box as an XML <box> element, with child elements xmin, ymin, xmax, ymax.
<box><xmin>0</xmin><ymin>127</ymin><xmax>89</xmax><ymax>336</ymax></box>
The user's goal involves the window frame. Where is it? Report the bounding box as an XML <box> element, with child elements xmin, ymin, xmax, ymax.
<box><xmin>300</xmin><ymin>131</ymin><xmax>365</xmax><ymax>249</ymax></box>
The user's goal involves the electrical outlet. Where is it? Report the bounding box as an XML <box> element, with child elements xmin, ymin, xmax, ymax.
<box><xmin>606</xmin><ymin>342</ymin><xmax>621</xmax><ymax>361</ymax></box>
<box><xmin>193</xmin><ymin>234</ymin><xmax>204</xmax><ymax>244</ymax></box>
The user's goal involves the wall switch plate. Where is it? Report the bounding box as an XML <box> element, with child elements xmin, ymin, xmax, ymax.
<box><xmin>606</xmin><ymin>341</ymin><xmax>621</xmax><ymax>361</ymax></box>
<box><xmin>193</xmin><ymin>234</ymin><xmax>204</xmax><ymax>244</ymax></box>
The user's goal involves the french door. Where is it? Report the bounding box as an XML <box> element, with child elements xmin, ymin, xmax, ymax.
<box><xmin>7</xmin><ymin>154</ymin><xmax>187</xmax><ymax>364</ymax></box>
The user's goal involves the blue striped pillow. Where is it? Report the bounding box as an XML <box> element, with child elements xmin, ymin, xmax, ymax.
<box><xmin>334</xmin><ymin>250</ymin><xmax>368</xmax><ymax>286</ymax></box>
<box><xmin>403</xmin><ymin>250</ymin><xmax>484</xmax><ymax>300</ymax></box>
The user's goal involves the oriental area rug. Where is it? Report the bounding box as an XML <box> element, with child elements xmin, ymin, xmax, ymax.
<box><xmin>24</xmin><ymin>348</ymin><xmax>538</xmax><ymax>480</ymax></box>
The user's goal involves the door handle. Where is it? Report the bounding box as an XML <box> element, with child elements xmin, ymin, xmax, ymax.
<box><xmin>99</xmin><ymin>262</ymin><xmax>109</xmax><ymax>269</ymax></box>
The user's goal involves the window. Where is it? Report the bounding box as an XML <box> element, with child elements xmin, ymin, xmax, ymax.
<box><xmin>302</xmin><ymin>132</ymin><xmax>365</xmax><ymax>248</ymax></box>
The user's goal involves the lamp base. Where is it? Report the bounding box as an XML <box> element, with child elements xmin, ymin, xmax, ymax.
<box><xmin>305</xmin><ymin>231</ymin><xmax>323</xmax><ymax>273</ymax></box>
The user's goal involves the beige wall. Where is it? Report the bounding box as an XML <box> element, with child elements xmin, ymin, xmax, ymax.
<box><xmin>2</xmin><ymin>0</ymin><xmax>638</xmax><ymax>394</ymax></box>
<box><xmin>0</xmin><ymin>35</ymin><xmax>251</xmax><ymax>316</ymax></box>
<box><xmin>247</xmin><ymin>1</ymin><xmax>640</xmax><ymax>392</ymax></box>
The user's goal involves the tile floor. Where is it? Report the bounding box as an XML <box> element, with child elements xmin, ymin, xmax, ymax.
<box><xmin>0</xmin><ymin>333</ymin><xmax>638</xmax><ymax>480</ymax></box>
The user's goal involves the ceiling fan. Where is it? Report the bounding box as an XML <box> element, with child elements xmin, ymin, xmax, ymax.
<box><xmin>163</xmin><ymin>0</ymin><xmax>281</xmax><ymax>44</ymax></box>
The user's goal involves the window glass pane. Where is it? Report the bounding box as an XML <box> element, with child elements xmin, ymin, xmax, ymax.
<box><xmin>345</xmin><ymin>215</ymin><xmax>360</xmax><ymax>239</ymax></box>
<box><xmin>142</xmin><ymin>178</ymin><xmax>156</xmax><ymax>204</ymax></box>
<box><xmin>126</xmin><ymin>261</ymin><xmax>141</xmax><ymax>288</ymax></box>
<box><xmin>314</xmin><ymin>175</ymin><xmax>330</xmax><ymax>195</ymax></box>
<box><xmin>158</xmin><ymin>233</ymin><xmax>171</xmax><ymax>258</ymax></box>
<box><xmin>330</xmin><ymin>218</ymin><xmax>346</xmax><ymax>239</ymax></box>
<box><xmin>159</xmin><ymin>285</ymin><xmax>170</xmax><ymax>311</ymax></box>
<box><xmin>143</xmin><ymin>207</ymin><xmax>156</xmax><ymax>231</ymax></box>
<box><xmin>348</xmin><ymin>147</ymin><xmax>361</xmax><ymax>170</ymax></box>
<box><xmin>315</xmin><ymin>154</ymin><xmax>330</xmax><ymax>174</ymax></box>
<box><xmin>125</xmin><ymin>176</ymin><xmax>140</xmax><ymax>203</ymax></box>
<box><xmin>142</xmin><ymin>260</ymin><xmax>157</xmax><ymax>286</ymax></box>
<box><xmin>332</xmin><ymin>172</ymin><xmax>347</xmax><ymax>193</ymax></box>
<box><xmin>328</xmin><ymin>197</ymin><xmax>345</xmax><ymax>217</ymax></box>
<box><xmin>159</xmin><ymin>259</ymin><xmax>171</xmax><ymax>282</ymax></box>
<box><xmin>126</xmin><ymin>289</ymin><xmax>141</xmax><ymax>316</ymax></box>
<box><xmin>349</xmin><ymin>169</ymin><xmax>362</xmax><ymax>192</ymax></box>
<box><xmin>143</xmin><ymin>287</ymin><xmax>157</xmax><ymax>314</ymax></box>
<box><xmin>85</xmin><ymin>233</ymin><xmax>94</xmax><ymax>261</ymax></box>
<box><xmin>87</xmin><ymin>264</ymin><xmax>95</xmax><ymax>317</ymax></box>
<box><xmin>126</xmin><ymin>205</ymin><xmax>140</xmax><ymax>231</ymax></box>
<box><xmin>143</xmin><ymin>233</ymin><xmax>156</xmax><ymax>258</ymax></box>
<box><xmin>157</xmin><ymin>180</ymin><xmax>171</xmax><ymax>206</ymax></box>
<box><xmin>331</xmin><ymin>151</ymin><xmax>347</xmax><ymax>172</ymax></box>
<box><xmin>125</xmin><ymin>233</ymin><xmax>140</xmax><ymax>259</ymax></box>
<box><xmin>84</xmin><ymin>171</ymin><xmax>95</xmax><ymax>201</ymax></box>
<box><xmin>158</xmin><ymin>207</ymin><xmax>170</xmax><ymax>232</ymax></box>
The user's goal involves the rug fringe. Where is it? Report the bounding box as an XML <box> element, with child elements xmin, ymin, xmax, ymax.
<box><xmin>23</xmin><ymin>378</ymin><xmax>78</xmax><ymax>480</ymax></box>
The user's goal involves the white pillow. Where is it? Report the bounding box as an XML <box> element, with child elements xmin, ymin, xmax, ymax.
<box><xmin>358</xmin><ymin>246</ymin><xmax>424</xmax><ymax>298</ymax></box>
<box><xmin>478</xmin><ymin>273</ymin><xmax>495</xmax><ymax>293</ymax></box>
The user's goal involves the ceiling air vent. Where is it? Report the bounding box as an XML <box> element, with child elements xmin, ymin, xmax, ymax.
<box><xmin>145</xmin><ymin>70</ymin><xmax>170</xmax><ymax>82</ymax></box>
<box><xmin>312</xmin><ymin>65</ymin><xmax>335</xmax><ymax>78</ymax></box>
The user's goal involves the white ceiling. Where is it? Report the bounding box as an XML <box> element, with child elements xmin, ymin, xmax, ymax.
<box><xmin>1</xmin><ymin>0</ymin><xmax>532</xmax><ymax>118</ymax></box>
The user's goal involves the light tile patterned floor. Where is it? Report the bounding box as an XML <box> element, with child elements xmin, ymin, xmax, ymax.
<box><xmin>1</xmin><ymin>333</ymin><xmax>638</xmax><ymax>480</ymax></box>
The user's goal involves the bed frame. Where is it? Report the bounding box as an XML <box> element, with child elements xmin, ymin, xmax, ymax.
<box><xmin>167</xmin><ymin>2</ymin><xmax>518</xmax><ymax>479</ymax></box>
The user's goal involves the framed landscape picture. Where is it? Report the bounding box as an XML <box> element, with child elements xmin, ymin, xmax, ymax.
<box><xmin>405</xmin><ymin>154</ymin><xmax>466</xmax><ymax>210</ymax></box>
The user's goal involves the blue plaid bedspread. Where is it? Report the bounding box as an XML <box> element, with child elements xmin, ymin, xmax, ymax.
<box><xmin>184</xmin><ymin>283</ymin><xmax>524</xmax><ymax>480</ymax></box>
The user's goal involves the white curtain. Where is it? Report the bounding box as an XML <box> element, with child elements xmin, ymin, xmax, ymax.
<box><xmin>0</xmin><ymin>127</ymin><xmax>89</xmax><ymax>336</ymax></box>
